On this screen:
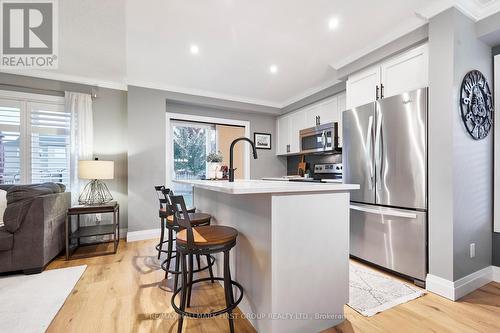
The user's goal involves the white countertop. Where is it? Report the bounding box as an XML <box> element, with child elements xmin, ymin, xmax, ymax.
<box><xmin>174</xmin><ymin>179</ymin><xmax>359</xmax><ymax>194</ymax></box>
<box><xmin>261</xmin><ymin>177</ymin><xmax>343</xmax><ymax>183</ymax></box>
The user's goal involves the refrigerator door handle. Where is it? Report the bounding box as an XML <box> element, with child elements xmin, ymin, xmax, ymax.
<box><xmin>366</xmin><ymin>115</ymin><xmax>374</xmax><ymax>189</ymax></box>
<box><xmin>350</xmin><ymin>204</ymin><xmax>418</xmax><ymax>219</ymax></box>
<box><xmin>374</xmin><ymin>110</ymin><xmax>383</xmax><ymax>191</ymax></box>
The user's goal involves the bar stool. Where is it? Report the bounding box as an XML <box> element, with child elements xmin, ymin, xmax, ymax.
<box><xmin>154</xmin><ymin>186</ymin><xmax>196</xmax><ymax>259</ymax></box>
<box><xmin>158</xmin><ymin>189</ymin><xmax>215</xmax><ymax>291</ymax></box>
<box><xmin>168</xmin><ymin>195</ymin><xmax>243</xmax><ymax>333</ymax></box>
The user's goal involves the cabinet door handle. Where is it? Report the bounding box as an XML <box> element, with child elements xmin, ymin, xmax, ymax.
<box><xmin>375</xmin><ymin>85</ymin><xmax>379</xmax><ymax>100</ymax></box>
<box><xmin>380</xmin><ymin>83</ymin><xmax>384</xmax><ymax>99</ymax></box>
<box><xmin>318</xmin><ymin>116</ymin><xmax>321</xmax><ymax>125</ymax></box>
<box><xmin>286</xmin><ymin>144</ymin><xmax>290</xmax><ymax>153</ymax></box>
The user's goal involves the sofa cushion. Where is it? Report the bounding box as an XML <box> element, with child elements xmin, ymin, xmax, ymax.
<box><xmin>3</xmin><ymin>183</ymin><xmax>66</xmax><ymax>233</ymax></box>
<box><xmin>0</xmin><ymin>227</ymin><xmax>13</xmax><ymax>251</ymax></box>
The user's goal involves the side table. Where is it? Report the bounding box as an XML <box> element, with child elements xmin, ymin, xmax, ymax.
<box><xmin>65</xmin><ymin>201</ymin><xmax>120</xmax><ymax>260</ymax></box>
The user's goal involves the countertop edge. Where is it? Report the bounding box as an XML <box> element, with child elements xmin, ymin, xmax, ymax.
<box><xmin>173</xmin><ymin>179</ymin><xmax>360</xmax><ymax>194</ymax></box>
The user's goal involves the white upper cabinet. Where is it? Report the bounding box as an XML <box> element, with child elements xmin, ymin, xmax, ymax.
<box><xmin>346</xmin><ymin>43</ymin><xmax>428</xmax><ymax>109</ymax></box>
<box><xmin>305</xmin><ymin>104</ymin><xmax>321</xmax><ymax>128</ymax></box>
<box><xmin>346</xmin><ymin>66</ymin><xmax>381</xmax><ymax>109</ymax></box>
<box><xmin>288</xmin><ymin>111</ymin><xmax>307</xmax><ymax>154</ymax></box>
<box><xmin>276</xmin><ymin>110</ymin><xmax>306</xmax><ymax>155</ymax></box>
<box><xmin>276</xmin><ymin>93</ymin><xmax>345</xmax><ymax>155</ymax></box>
<box><xmin>380</xmin><ymin>44</ymin><xmax>428</xmax><ymax>99</ymax></box>
<box><xmin>276</xmin><ymin>114</ymin><xmax>290</xmax><ymax>155</ymax></box>
<box><xmin>317</xmin><ymin>97</ymin><xmax>338</xmax><ymax>125</ymax></box>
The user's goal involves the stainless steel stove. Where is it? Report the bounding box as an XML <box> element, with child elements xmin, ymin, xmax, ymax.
<box><xmin>314</xmin><ymin>163</ymin><xmax>343</xmax><ymax>180</ymax></box>
<box><xmin>286</xmin><ymin>163</ymin><xmax>343</xmax><ymax>183</ymax></box>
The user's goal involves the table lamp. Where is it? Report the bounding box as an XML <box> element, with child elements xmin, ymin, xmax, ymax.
<box><xmin>78</xmin><ymin>158</ymin><xmax>114</xmax><ymax>205</ymax></box>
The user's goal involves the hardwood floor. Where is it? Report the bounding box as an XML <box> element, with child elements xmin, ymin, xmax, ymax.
<box><xmin>47</xmin><ymin>239</ymin><xmax>500</xmax><ymax>333</ymax></box>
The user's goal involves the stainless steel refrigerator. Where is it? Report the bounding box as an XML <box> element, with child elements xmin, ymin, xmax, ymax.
<box><xmin>343</xmin><ymin>88</ymin><xmax>427</xmax><ymax>285</ymax></box>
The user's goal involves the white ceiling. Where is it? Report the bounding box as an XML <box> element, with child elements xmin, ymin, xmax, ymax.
<box><xmin>4</xmin><ymin>0</ymin><xmax>500</xmax><ymax>108</ymax></box>
<box><xmin>125</xmin><ymin>0</ymin><xmax>436</xmax><ymax>107</ymax></box>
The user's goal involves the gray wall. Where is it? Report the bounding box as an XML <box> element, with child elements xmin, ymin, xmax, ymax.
<box><xmin>0</xmin><ymin>73</ymin><xmax>129</xmax><ymax>229</ymax></box>
<box><xmin>127</xmin><ymin>85</ymin><xmax>286</xmax><ymax>232</ymax></box>
<box><xmin>451</xmin><ymin>9</ymin><xmax>493</xmax><ymax>280</ymax></box>
<box><xmin>428</xmin><ymin>8</ymin><xmax>493</xmax><ymax>281</ymax></box>
<box><xmin>92</xmin><ymin>88</ymin><xmax>128</xmax><ymax>229</ymax></box>
<box><xmin>428</xmin><ymin>9</ymin><xmax>455</xmax><ymax>281</ymax></box>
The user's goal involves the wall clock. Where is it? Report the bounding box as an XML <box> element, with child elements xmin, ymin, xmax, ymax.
<box><xmin>460</xmin><ymin>70</ymin><xmax>493</xmax><ymax>140</ymax></box>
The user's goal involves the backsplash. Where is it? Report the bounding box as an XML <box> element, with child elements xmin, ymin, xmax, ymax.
<box><xmin>287</xmin><ymin>153</ymin><xmax>342</xmax><ymax>176</ymax></box>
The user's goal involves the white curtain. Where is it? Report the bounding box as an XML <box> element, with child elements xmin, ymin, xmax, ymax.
<box><xmin>65</xmin><ymin>92</ymin><xmax>93</xmax><ymax>204</ymax></box>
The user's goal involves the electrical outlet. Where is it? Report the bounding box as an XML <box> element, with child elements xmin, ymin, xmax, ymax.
<box><xmin>470</xmin><ymin>243</ymin><xmax>476</xmax><ymax>258</ymax></box>
<box><xmin>95</xmin><ymin>213</ymin><xmax>102</xmax><ymax>224</ymax></box>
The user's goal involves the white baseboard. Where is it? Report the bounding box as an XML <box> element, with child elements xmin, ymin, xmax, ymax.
<box><xmin>426</xmin><ymin>266</ymin><xmax>494</xmax><ymax>301</ymax></box>
<box><xmin>426</xmin><ymin>274</ymin><xmax>455</xmax><ymax>300</ymax></box>
<box><xmin>492</xmin><ymin>265</ymin><xmax>500</xmax><ymax>283</ymax></box>
<box><xmin>453</xmin><ymin>266</ymin><xmax>492</xmax><ymax>300</ymax></box>
<box><xmin>126</xmin><ymin>228</ymin><xmax>160</xmax><ymax>242</ymax></box>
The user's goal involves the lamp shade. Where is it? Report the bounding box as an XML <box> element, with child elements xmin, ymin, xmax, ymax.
<box><xmin>78</xmin><ymin>160</ymin><xmax>114</xmax><ymax>180</ymax></box>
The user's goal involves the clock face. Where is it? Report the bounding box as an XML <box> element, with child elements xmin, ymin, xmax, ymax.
<box><xmin>460</xmin><ymin>70</ymin><xmax>493</xmax><ymax>140</ymax></box>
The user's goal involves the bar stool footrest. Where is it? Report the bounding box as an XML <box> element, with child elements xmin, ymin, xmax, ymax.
<box><xmin>171</xmin><ymin>277</ymin><xmax>244</xmax><ymax>318</ymax></box>
<box><xmin>155</xmin><ymin>238</ymin><xmax>176</xmax><ymax>254</ymax></box>
<box><xmin>161</xmin><ymin>254</ymin><xmax>216</xmax><ymax>275</ymax></box>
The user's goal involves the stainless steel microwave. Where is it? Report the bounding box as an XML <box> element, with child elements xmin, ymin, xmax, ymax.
<box><xmin>299</xmin><ymin>122</ymin><xmax>339</xmax><ymax>154</ymax></box>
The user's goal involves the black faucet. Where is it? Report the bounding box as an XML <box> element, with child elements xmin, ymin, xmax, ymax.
<box><xmin>229</xmin><ymin>137</ymin><xmax>258</xmax><ymax>182</ymax></box>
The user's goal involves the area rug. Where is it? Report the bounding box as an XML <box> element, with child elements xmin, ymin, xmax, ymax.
<box><xmin>0</xmin><ymin>265</ymin><xmax>87</xmax><ymax>333</ymax></box>
<box><xmin>348</xmin><ymin>262</ymin><xmax>425</xmax><ymax>316</ymax></box>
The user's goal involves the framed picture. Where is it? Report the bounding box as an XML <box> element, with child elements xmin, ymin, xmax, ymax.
<box><xmin>254</xmin><ymin>132</ymin><xmax>271</xmax><ymax>150</ymax></box>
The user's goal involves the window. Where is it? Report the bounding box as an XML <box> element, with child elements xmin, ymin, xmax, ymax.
<box><xmin>171</xmin><ymin>121</ymin><xmax>216</xmax><ymax>207</ymax></box>
<box><xmin>0</xmin><ymin>91</ymin><xmax>69</xmax><ymax>187</ymax></box>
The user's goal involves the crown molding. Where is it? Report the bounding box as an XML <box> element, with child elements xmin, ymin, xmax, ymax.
<box><xmin>279</xmin><ymin>78</ymin><xmax>342</xmax><ymax>110</ymax></box>
<box><xmin>126</xmin><ymin>79</ymin><xmax>283</xmax><ymax>109</ymax></box>
<box><xmin>0</xmin><ymin>69</ymin><xmax>127</xmax><ymax>91</ymax></box>
<box><xmin>416</xmin><ymin>0</ymin><xmax>500</xmax><ymax>21</ymax></box>
<box><xmin>330</xmin><ymin>20</ymin><xmax>427</xmax><ymax>71</ymax></box>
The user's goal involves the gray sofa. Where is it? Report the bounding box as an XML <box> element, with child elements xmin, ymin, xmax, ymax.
<box><xmin>0</xmin><ymin>183</ymin><xmax>71</xmax><ymax>274</ymax></box>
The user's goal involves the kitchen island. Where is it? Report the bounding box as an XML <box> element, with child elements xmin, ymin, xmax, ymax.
<box><xmin>173</xmin><ymin>179</ymin><xmax>359</xmax><ymax>333</ymax></box>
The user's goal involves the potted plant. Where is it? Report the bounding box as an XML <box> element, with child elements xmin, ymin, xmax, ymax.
<box><xmin>206</xmin><ymin>151</ymin><xmax>224</xmax><ymax>179</ymax></box>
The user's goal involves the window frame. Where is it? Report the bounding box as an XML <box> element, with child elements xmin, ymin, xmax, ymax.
<box><xmin>0</xmin><ymin>90</ymin><xmax>67</xmax><ymax>186</ymax></box>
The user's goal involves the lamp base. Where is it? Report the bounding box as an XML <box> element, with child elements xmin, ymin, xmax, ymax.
<box><xmin>78</xmin><ymin>179</ymin><xmax>113</xmax><ymax>206</ymax></box>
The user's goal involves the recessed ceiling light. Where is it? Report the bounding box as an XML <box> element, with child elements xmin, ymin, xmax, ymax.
<box><xmin>328</xmin><ymin>17</ymin><xmax>339</xmax><ymax>30</ymax></box>
<box><xmin>269</xmin><ymin>65</ymin><xmax>278</xmax><ymax>74</ymax></box>
<box><xmin>190</xmin><ymin>44</ymin><xmax>199</xmax><ymax>55</ymax></box>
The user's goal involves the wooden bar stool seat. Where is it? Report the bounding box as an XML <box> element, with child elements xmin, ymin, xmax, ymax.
<box><xmin>177</xmin><ymin>225</ymin><xmax>238</xmax><ymax>247</ymax></box>
<box><xmin>166</xmin><ymin>212</ymin><xmax>211</xmax><ymax>226</ymax></box>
